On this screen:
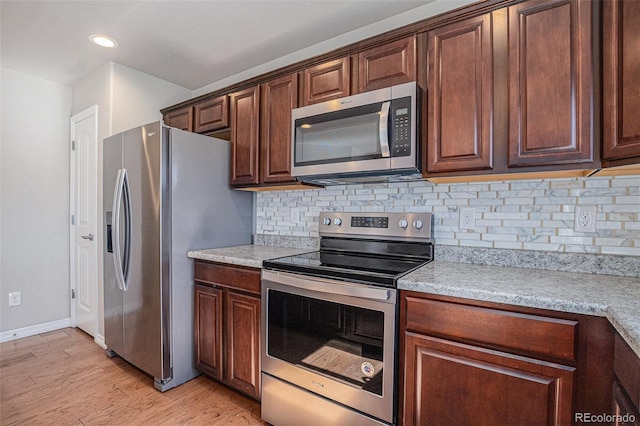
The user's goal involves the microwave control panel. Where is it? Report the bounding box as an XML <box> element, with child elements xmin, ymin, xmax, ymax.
<box><xmin>390</xmin><ymin>96</ymin><xmax>413</xmax><ymax>157</ymax></box>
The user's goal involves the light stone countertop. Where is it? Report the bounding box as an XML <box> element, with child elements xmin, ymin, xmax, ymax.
<box><xmin>187</xmin><ymin>245</ymin><xmax>640</xmax><ymax>358</ymax></box>
<box><xmin>399</xmin><ymin>261</ymin><xmax>640</xmax><ymax>358</ymax></box>
<box><xmin>187</xmin><ymin>245</ymin><xmax>313</xmax><ymax>269</ymax></box>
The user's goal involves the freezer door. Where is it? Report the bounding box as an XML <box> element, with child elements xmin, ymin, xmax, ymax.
<box><xmin>103</xmin><ymin>133</ymin><xmax>124</xmax><ymax>356</ymax></box>
<box><xmin>120</xmin><ymin>122</ymin><xmax>168</xmax><ymax>381</ymax></box>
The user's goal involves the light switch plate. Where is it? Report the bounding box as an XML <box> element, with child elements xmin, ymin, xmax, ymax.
<box><xmin>575</xmin><ymin>206</ymin><xmax>597</xmax><ymax>233</ymax></box>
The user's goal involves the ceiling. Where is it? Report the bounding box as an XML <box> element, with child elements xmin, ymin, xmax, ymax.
<box><xmin>0</xmin><ymin>0</ymin><xmax>444</xmax><ymax>91</ymax></box>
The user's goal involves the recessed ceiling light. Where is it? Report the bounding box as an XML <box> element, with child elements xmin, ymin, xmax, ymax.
<box><xmin>89</xmin><ymin>34</ymin><xmax>118</xmax><ymax>48</ymax></box>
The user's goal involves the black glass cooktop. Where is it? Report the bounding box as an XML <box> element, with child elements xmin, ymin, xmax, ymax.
<box><xmin>263</xmin><ymin>246</ymin><xmax>432</xmax><ymax>288</ymax></box>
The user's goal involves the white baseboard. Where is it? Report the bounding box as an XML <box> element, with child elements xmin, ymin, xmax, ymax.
<box><xmin>0</xmin><ymin>318</ymin><xmax>72</xmax><ymax>343</ymax></box>
<box><xmin>94</xmin><ymin>333</ymin><xmax>107</xmax><ymax>349</ymax></box>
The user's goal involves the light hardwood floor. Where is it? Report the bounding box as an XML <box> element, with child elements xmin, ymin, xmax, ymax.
<box><xmin>0</xmin><ymin>328</ymin><xmax>265</xmax><ymax>425</ymax></box>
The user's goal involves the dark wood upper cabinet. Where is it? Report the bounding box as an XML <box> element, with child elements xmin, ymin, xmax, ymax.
<box><xmin>194</xmin><ymin>95</ymin><xmax>229</xmax><ymax>134</ymax></box>
<box><xmin>163</xmin><ymin>0</ymin><xmax>636</xmax><ymax>181</ymax></box>
<box><xmin>300</xmin><ymin>57</ymin><xmax>351</xmax><ymax>106</ymax></box>
<box><xmin>230</xmin><ymin>86</ymin><xmax>260</xmax><ymax>186</ymax></box>
<box><xmin>260</xmin><ymin>73</ymin><xmax>298</xmax><ymax>184</ymax></box>
<box><xmin>602</xmin><ymin>0</ymin><xmax>640</xmax><ymax>163</ymax></box>
<box><xmin>164</xmin><ymin>106</ymin><xmax>193</xmax><ymax>131</ymax></box>
<box><xmin>507</xmin><ymin>0</ymin><xmax>594</xmax><ymax>167</ymax></box>
<box><xmin>357</xmin><ymin>36</ymin><xmax>416</xmax><ymax>93</ymax></box>
<box><xmin>426</xmin><ymin>13</ymin><xmax>493</xmax><ymax>173</ymax></box>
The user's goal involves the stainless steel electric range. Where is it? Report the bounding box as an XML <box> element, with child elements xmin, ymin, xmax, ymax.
<box><xmin>261</xmin><ymin>211</ymin><xmax>433</xmax><ymax>426</ymax></box>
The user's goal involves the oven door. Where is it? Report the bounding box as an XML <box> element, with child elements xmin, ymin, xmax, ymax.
<box><xmin>261</xmin><ymin>270</ymin><xmax>397</xmax><ymax>424</ymax></box>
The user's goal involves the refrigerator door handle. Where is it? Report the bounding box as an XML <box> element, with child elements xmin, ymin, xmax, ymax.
<box><xmin>121</xmin><ymin>169</ymin><xmax>132</xmax><ymax>291</ymax></box>
<box><xmin>112</xmin><ymin>168</ymin><xmax>129</xmax><ymax>292</ymax></box>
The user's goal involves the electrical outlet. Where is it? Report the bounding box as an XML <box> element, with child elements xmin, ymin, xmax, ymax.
<box><xmin>459</xmin><ymin>207</ymin><xmax>476</xmax><ymax>230</ymax></box>
<box><xmin>575</xmin><ymin>206</ymin><xmax>597</xmax><ymax>233</ymax></box>
<box><xmin>290</xmin><ymin>207</ymin><xmax>300</xmax><ymax>223</ymax></box>
<box><xmin>9</xmin><ymin>291</ymin><xmax>21</xmax><ymax>307</ymax></box>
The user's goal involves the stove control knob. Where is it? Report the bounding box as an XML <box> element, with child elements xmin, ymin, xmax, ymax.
<box><xmin>335</xmin><ymin>218</ymin><xmax>342</xmax><ymax>226</ymax></box>
<box><xmin>323</xmin><ymin>217</ymin><xmax>331</xmax><ymax>226</ymax></box>
<box><xmin>413</xmin><ymin>220</ymin><xmax>423</xmax><ymax>229</ymax></box>
<box><xmin>398</xmin><ymin>219</ymin><xmax>409</xmax><ymax>229</ymax></box>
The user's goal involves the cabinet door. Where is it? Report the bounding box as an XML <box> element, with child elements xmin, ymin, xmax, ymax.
<box><xmin>194</xmin><ymin>284</ymin><xmax>223</xmax><ymax>381</ymax></box>
<box><xmin>225</xmin><ymin>291</ymin><xmax>261</xmax><ymax>399</ymax></box>
<box><xmin>164</xmin><ymin>107</ymin><xmax>193</xmax><ymax>132</ymax></box>
<box><xmin>403</xmin><ymin>332</ymin><xmax>574</xmax><ymax>426</ymax></box>
<box><xmin>357</xmin><ymin>36</ymin><xmax>416</xmax><ymax>93</ymax></box>
<box><xmin>426</xmin><ymin>14</ymin><xmax>493</xmax><ymax>173</ymax></box>
<box><xmin>195</xmin><ymin>95</ymin><xmax>229</xmax><ymax>133</ymax></box>
<box><xmin>230</xmin><ymin>86</ymin><xmax>260</xmax><ymax>186</ymax></box>
<box><xmin>260</xmin><ymin>73</ymin><xmax>297</xmax><ymax>184</ymax></box>
<box><xmin>508</xmin><ymin>0</ymin><xmax>594</xmax><ymax>167</ymax></box>
<box><xmin>300</xmin><ymin>57</ymin><xmax>350</xmax><ymax>106</ymax></box>
<box><xmin>613</xmin><ymin>382</ymin><xmax>640</xmax><ymax>426</ymax></box>
<box><xmin>603</xmin><ymin>0</ymin><xmax>640</xmax><ymax>162</ymax></box>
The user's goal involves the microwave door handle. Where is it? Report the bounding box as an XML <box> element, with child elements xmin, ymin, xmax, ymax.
<box><xmin>379</xmin><ymin>101</ymin><xmax>391</xmax><ymax>158</ymax></box>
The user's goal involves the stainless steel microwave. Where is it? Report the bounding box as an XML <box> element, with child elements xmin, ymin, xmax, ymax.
<box><xmin>291</xmin><ymin>81</ymin><xmax>419</xmax><ymax>185</ymax></box>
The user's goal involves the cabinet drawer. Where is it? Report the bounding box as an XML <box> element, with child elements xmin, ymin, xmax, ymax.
<box><xmin>615</xmin><ymin>333</ymin><xmax>640</xmax><ymax>409</ymax></box>
<box><xmin>194</xmin><ymin>261</ymin><xmax>260</xmax><ymax>295</ymax></box>
<box><xmin>405</xmin><ymin>296</ymin><xmax>577</xmax><ymax>362</ymax></box>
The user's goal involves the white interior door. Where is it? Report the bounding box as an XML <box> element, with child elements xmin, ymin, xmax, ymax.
<box><xmin>70</xmin><ymin>106</ymin><xmax>98</xmax><ymax>336</ymax></box>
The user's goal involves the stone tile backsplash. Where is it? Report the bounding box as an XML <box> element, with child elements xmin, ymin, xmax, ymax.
<box><xmin>256</xmin><ymin>175</ymin><xmax>640</xmax><ymax>257</ymax></box>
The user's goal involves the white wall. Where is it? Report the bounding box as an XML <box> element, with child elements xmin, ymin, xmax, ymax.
<box><xmin>111</xmin><ymin>63</ymin><xmax>192</xmax><ymax>133</ymax></box>
<box><xmin>0</xmin><ymin>62</ymin><xmax>190</xmax><ymax>341</ymax></box>
<box><xmin>0</xmin><ymin>68</ymin><xmax>72</xmax><ymax>333</ymax></box>
<box><xmin>71</xmin><ymin>62</ymin><xmax>191</xmax><ymax>343</ymax></box>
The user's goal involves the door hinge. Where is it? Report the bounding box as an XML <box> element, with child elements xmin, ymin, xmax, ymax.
<box><xmin>71</xmin><ymin>214</ymin><xmax>75</xmax><ymax>225</ymax></box>
<box><xmin>71</xmin><ymin>289</ymin><xmax>76</xmax><ymax>299</ymax></box>
<box><xmin>72</xmin><ymin>140</ymin><xmax>76</xmax><ymax>151</ymax></box>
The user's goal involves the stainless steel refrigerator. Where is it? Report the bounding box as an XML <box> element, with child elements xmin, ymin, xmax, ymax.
<box><xmin>103</xmin><ymin>121</ymin><xmax>252</xmax><ymax>391</ymax></box>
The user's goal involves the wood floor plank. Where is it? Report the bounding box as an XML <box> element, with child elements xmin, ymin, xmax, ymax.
<box><xmin>0</xmin><ymin>328</ymin><xmax>265</xmax><ymax>425</ymax></box>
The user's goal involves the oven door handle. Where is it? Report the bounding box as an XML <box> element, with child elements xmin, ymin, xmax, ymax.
<box><xmin>262</xmin><ymin>270</ymin><xmax>393</xmax><ymax>302</ymax></box>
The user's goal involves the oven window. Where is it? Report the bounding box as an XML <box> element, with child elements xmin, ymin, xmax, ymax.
<box><xmin>267</xmin><ymin>289</ymin><xmax>385</xmax><ymax>396</ymax></box>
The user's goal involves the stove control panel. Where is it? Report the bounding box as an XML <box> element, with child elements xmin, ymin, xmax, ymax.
<box><xmin>319</xmin><ymin>211</ymin><xmax>432</xmax><ymax>241</ymax></box>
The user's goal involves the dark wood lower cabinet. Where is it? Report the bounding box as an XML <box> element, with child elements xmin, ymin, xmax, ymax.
<box><xmin>613</xmin><ymin>382</ymin><xmax>640</xmax><ymax>426</ymax></box>
<box><xmin>225</xmin><ymin>291</ymin><xmax>261</xmax><ymax>397</ymax></box>
<box><xmin>194</xmin><ymin>284</ymin><xmax>223</xmax><ymax>381</ymax></box>
<box><xmin>194</xmin><ymin>261</ymin><xmax>261</xmax><ymax>400</ymax></box>
<box><xmin>400</xmin><ymin>291</ymin><xmax>616</xmax><ymax>426</ymax></box>
<box><xmin>404</xmin><ymin>332</ymin><xmax>574</xmax><ymax>426</ymax></box>
<box><xmin>613</xmin><ymin>332</ymin><xmax>640</xmax><ymax>425</ymax></box>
